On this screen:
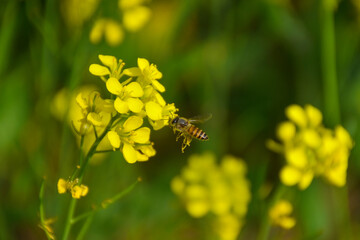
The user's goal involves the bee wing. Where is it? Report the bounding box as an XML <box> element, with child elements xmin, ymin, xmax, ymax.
<box><xmin>188</xmin><ymin>113</ymin><xmax>212</xmax><ymax>124</ymax></box>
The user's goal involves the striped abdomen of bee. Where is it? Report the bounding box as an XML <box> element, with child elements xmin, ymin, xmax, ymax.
<box><xmin>187</xmin><ymin>125</ymin><xmax>208</xmax><ymax>141</ymax></box>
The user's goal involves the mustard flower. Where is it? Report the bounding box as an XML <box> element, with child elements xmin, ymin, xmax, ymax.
<box><xmin>269</xmin><ymin>200</ymin><xmax>296</xmax><ymax>229</ymax></box>
<box><xmin>57</xmin><ymin>178</ymin><xmax>89</xmax><ymax>199</ymax></box>
<box><xmin>118</xmin><ymin>0</ymin><xmax>151</xmax><ymax>32</ymax></box>
<box><xmin>74</xmin><ymin>90</ymin><xmax>113</xmax><ymax>135</ymax></box>
<box><xmin>171</xmin><ymin>152</ymin><xmax>251</xmax><ymax>240</ymax></box>
<box><xmin>268</xmin><ymin>104</ymin><xmax>353</xmax><ymax>189</ymax></box>
<box><xmin>107</xmin><ymin>116</ymin><xmax>155</xmax><ymax>163</ymax></box>
<box><xmin>107</xmin><ymin>78</ymin><xmax>144</xmax><ymax>114</ymax></box>
<box><xmin>145</xmin><ymin>102</ymin><xmax>178</xmax><ymax>130</ymax></box>
<box><xmin>61</xmin><ymin>0</ymin><xmax>99</xmax><ymax>28</ymax></box>
<box><xmin>90</xmin><ymin>18</ymin><xmax>124</xmax><ymax>46</ymax></box>
<box><xmin>123</xmin><ymin>58</ymin><xmax>165</xmax><ymax>92</ymax></box>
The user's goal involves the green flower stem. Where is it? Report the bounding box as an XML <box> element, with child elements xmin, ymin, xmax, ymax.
<box><xmin>76</xmin><ymin>213</ymin><xmax>94</xmax><ymax>240</ymax></box>
<box><xmin>257</xmin><ymin>184</ymin><xmax>286</xmax><ymax>240</ymax></box>
<box><xmin>39</xmin><ymin>180</ymin><xmax>52</xmax><ymax>240</ymax></box>
<box><xmin>320</xmin><ymin>0</ymin><xmax>340</xmax><ymax>126</ymax></box>
<box><xmin>320</xmin><ymin>1</ymin><xmax>351</xmax><ymax>238</ymax></box>
<box><xmin>62</xmin><ymin>119</ymin><xmax>114</xmax><ymax>240</ymax></box>
<box><xmin>62</xmin><ymin>198</ymin><xmax>77</xmax><ymax>240</ymax></box>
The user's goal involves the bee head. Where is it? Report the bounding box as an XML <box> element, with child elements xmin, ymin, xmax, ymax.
<box><xmin>170</xmin><ymin>116</ymin><xmax>179</xmax><ymax>126</ymax></box>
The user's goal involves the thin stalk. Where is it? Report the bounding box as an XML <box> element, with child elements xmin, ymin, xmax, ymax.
<box><xmin>257</xmin><ymin>184</ymin><xmax>286</xmax><ymax>240</ymax></box>
<box><xmin>76</xmin><ymin>213</ymin><xmax>94</xmax><ymax>240</ymax></box>
<box><xmin>320</xmin><ymin>0</ymin><xmax>340</xmax><ymax>126</ymax></box>
<box><xmin>320</xmin><ymin>1</ymin><xmax>351</xmax><ymax>238</ymax></box>
<box><xmin>61</xmin><ymin>198</ymin><xmax>77</xmax><ymax>240</ymax></box>
<box><xmin>61</xmin><ymin>119</ymin><xmax>114</xmax><ymax>240</ymax></box>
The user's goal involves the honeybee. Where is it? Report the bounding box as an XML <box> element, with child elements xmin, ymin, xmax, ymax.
<box><xmin>169</xmin><ymin>114</ymin><xmax>212</xmax><ymax>152</ymax></box>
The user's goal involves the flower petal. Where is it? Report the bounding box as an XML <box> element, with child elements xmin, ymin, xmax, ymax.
<box><xmin>106</xmin><ymin>77</ymin><xmax>123</xmax><ymax>95</ymax></box>
<box><xmin>89</xmin><ymin>64</ymin><xmax>110</xmax><ymax>76</ymax></box>
<box><xmin>123</xmin><ymin>6</ymin><xmax>151</xmax><ymax>32</ymax></box>
<box><xmin>99</xmin><ymin>55</ymin><xmax>117</xmax><ymax>70</ymax></box>
<box><xmin>145</xmin><ymin>101</ymin><xmax>163</xmax><ymax>120</ymax></box>
<box><xmin>104</xmin><ymin>20</ymin><xmax>124</xmax><ymax>46</ymax></box>
<box><xmin>280</xmin><ymin>166</ymin><xmax>301</xmax><ymax>186</ymax></box>
<box><xmin>127</xmin><ymin>98</ymin><xmax>143</xmax><ymax>113</ymax></box>
<box><xmin>123</xmin><ymin>143</ymin><xmax>138</xmax><ymax>163</ymax></box>
<box><xmin>107</xmin><ymin>130</ymin><xmax>121</xmax><ymax>149</ymax></box>
<box><xmin>131</xmin><ymin>127</ymin><xmax>150</xmax><ymax>143</ymax></box>
<box><xmin>285</xmin><ymin>104</ymin><xmax>307</xmax><ymax>128</ymax></box>
<box><xmin>75</xmin><ymin>92</ymin><xmax>88</xmax><ymax>109</ymax></box>
<box><xmin>87</xmin><ymin>112</ymin><xmax>103</xmax><ymax>126</ymax></box>
<box><xmin>123</xmin><ymin>116</ymin><xmax>143</xmax><ymax>132</ymax></box>
<box><xmin>114</xmin><ymin>97</ymin><xmax>129</xmax><ymax>113</ymax></box>
<box><xmin>152</xmin><ymin>80</ymin><xmax>165</xmax><ymax>92</ymax></box>
<box><xmin>137</xmin><ymin>58</ymin><xmax>149</xmax><ymax>71</ymax></box>
<box><xmin>123</xmin><ymin>67</ymin><xmax>141</xmax><ymax>76</ymax></box>
<box><xmin>125</xmin><ymin>82</ymin><xmax>144</xmax><ymax>97</ymax></box>
<box><xmin>305</xmin><ymin>105</ymin><xmax>322</xmax><ymax>127</ymax></box>
<box><xmin>57</xmin><ymin>179</ymin><xmax>67</xmax><ymax>194</ymax></box>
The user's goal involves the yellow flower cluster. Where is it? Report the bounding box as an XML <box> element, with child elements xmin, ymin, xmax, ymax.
<box><xmin>268</xmin><ymin>104</ymin><xmax>353</xmax><ymax>189</ymax></box>
<box><xmin>87</xmin><ymin>55</ymin><xmax>178</xmax><ymax>163</ymax></box>
<box><xmin>57</xmin><ymin>178</ymin><xmax>89</xmax><ymax>199</ymax></box>
<box><xmin>269</xmin><ymin>200</ymin><xmax>296</xmax><ymax>229</ymax></box>
<box><xmin>90</xmin><ymin>0</ymin><xmax>151</xmax><ymax>46</ymax></box>
<box><xmin>171</xmin><ymin>152</ymin><xmax>251</xmax><ymax>240</ymax></box>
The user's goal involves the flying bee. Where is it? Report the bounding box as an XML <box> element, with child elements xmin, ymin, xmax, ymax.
<box><xmin>169</xmin><ymin>114</ymin><xmax>212</xmax><ymax>152</ymax></box>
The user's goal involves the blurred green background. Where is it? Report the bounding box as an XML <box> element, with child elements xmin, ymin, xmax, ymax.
<box><xmin>1</xmin><ymin>0</ymin><xmax>360</xmax><ymax>239</ymax></box>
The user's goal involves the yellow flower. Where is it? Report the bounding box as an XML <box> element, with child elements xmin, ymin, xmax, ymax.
<box><xmin>107</xmin><ymin>116</ymin><xmax>154</xmax><ymax>163</ymax></box>
<box><xmin>123</xmin><ymin>58</ymin><xmax>164</xmax><ymax>92</ymax></box>
<box><xmin>214</xmin><ymin>214</ymin><xmax>242</xmax><ymax>240</ymax></box>
<box><xmin>269</xmin><ymin>104</ymin><xmax>353</xmax><ymax>189</ymax></box>
<box><xmin>57</xmin><ymin>178</ymin><xmax>68</xmax><ymax>194</ymax></box>
<box><xmin>57</xmin><ymin>178</ymin><xmax>89</xmax><ymax>199</ymax></box>
<box><xmin>171</xmin><ymin>152</ymin><xmax>251</xmax><ymax>239</ymax></box>
<box><xmin>108</xmin><ymin>79</ymin><xmax>144</xmax><ymax>114</ymax></box>
<box><xmin>71</xmin><ymin>185</ymin><xmax>89</xmax><ymax>199</ymax></box>
<box><xmin>90</xmin><ymin>18</ymin><xmax>124</xmax><ymax>46</ymax></box>
<box><xmin>61</xmin><ymin>0</ymin><xmax>99</xmax><ymax>28</ymax></box>
<box><xmin>74</xmin><ymin>91</ymin><xmax>113</xmax><ymax>134</ymax></box>
<box><xmin>123</xmin><ymin>6</ymin><xmax>151</xmax><ymax>32</ymax></box>
<box><xmin>269</xmin><ymin>200</ymin><xmax>296</xmax><ymax>229</ymax></box>
<box><xmin>118</xmin><ymin>0</ymin><xmax>151</xmax><ymax>32</ymax></box>
<box><xmin>145</xmin><ymin>102</ymin><xmax>178</xmax><ymax>130</ymax></box>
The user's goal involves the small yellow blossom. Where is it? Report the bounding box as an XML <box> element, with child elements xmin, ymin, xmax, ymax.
<box><xmin>269</xmin><ymin>200</ymin><xmax>296</xmax><ymax>229</ymax></box>
<box><xmin>269</xmin><ymin>104</ymin><xmax>353</xmax><ymax>189</ymax></box>
<box><xmin>171</xmin><ymin>152</ymin><xmax>251</xmax><ymax>240</ymax></box>
<box><xmin>57</xmin><ymin>178</ymin><xmax>89</xmax><ymax>199</ymax></box>
<box><xmin>118</xmin><ymin>0</ymin><xmax>151</xmax><ymax>32</ymax></box>
<box><xmin>214</xmin><ymin>214</ymin><xmax>242</xmax><ymax>240</ymax></box>
<box><xmin>90</xmin><ymin>18</ymin><xmax>124</xmax><ymax>46</ymax></box>
<box><xmin>123</xmin><ymin>58</ymin><xmax>164</xmax><ymax>92</ymax></box>
<box><xmin>61</xmin><ymin>0</ymin><xmax>99</xmax><ymax>28</ymax></box>
<box><xmin>107</xmin><ymin>116</ymin><xmax>153</xmax><ymax>163</ymax></box>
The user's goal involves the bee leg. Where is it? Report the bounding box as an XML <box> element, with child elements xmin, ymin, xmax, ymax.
<box><xmin>176</xmin><ymin>132</ymin><xmax>183</xmax><ymax>141</ymax></box>
<box><xmin>181</xmin><ymin>136</ymin><xmax>192</xmax><ymax>153</ymax></box>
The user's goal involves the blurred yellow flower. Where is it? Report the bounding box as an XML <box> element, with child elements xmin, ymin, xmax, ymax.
<box><xmin>268</xmin><ymin>104</ymin><xmax>353</xmax><ymax>189</ymax></box>
<box><xmin>61</xmin><ymin>0</ymin><xmax>99</xmax><ymax>28</ymax></box>
<box><xmin>269</xmin><ymin>200</ymin><xmax>296</xmax><ymax>229</ymax></box>
<box><xmin>171</xmin><ymin>152</ymin><xmax>251</xmax><ymax>240</ymax></box>
<box><xmin>90</xmin><ymin>18</ymin><xmax>124</xmax><ymax>46</ymax></box>
<box><xmin>118</xmin><ymin>0</ymin><xmax>151</xmax><ymax>32</ymax></box>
